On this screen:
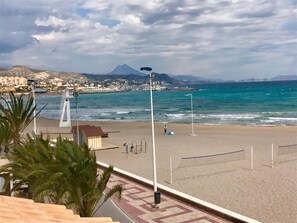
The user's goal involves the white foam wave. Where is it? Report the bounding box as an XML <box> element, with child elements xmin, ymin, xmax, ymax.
<box><xmin>269</xmin><ymin>117</ymin><xmax>297</xmax><ymax>121</ymax></box>
<box><xmin>116</xmin><ymin>111</ymin><xmax>130</xmax><ymax>114</ymax></box>
<box><xmin>100</xmin><ymin>113</ymin><xmax>111</xmax><ymax>116</ymax></box>
<box><xmin>199</xmin><ymin>113</ymin><xmax>260</xmax><ymax>120</ymax></box>
<box><xmin>166</xmin><ymin>114</ymin><xmax>187</xmax><ymax>119</ymax></box>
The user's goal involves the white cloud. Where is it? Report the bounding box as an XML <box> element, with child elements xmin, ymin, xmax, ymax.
<box><xmin>32</xmin><ymin>32</ymin><xmax>66</xmax><ymax>41</ymax></box>
<box><xmin>35</xmin><ymin>16</ymin><xmax>67</xmax><ymax>27</ymax></box>
<box><xmin>80</xmin><ymin>0</ymin><xmax>109</xmax><ymax>11</ymax></box>
<box><xmin>0</xmin><ymin>0</ymin><xmax>296</xmax><ymax>79</ymax></box>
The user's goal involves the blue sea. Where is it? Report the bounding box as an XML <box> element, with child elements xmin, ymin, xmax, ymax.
<box><xmin>36</xmin><ymin>81</ymin><xmax>297</xmax><ymax>126</ymax></box>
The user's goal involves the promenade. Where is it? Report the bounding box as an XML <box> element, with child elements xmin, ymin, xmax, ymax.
<box><xmin>105</xmin><ymin>171</ymin><xmax>230</xmax><ymax>223</ymax></box>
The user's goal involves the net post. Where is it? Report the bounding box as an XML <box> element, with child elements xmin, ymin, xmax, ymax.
<box><xmin>250</xmin><ymin>146</ymin><xmax>254</xmax><ymax>171</ymax></box>
<box><xmin>271</xmin><ymin>144</ymin><xmax>274</xmax><ymax>168</ymax></box>
<box><xmin>135</xmin><ymin>142</ymin><xmax>138</xmax><ymax>154</ymax></box>
<box><xmin>170</xmin><ymin>156</ymin><xmax>173</xmax><ymax>185</ymax></box>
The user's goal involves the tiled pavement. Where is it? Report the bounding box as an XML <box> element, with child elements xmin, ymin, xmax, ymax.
<box><xmin>105</xmin><ymin>173</ymin><xmax>231</xmax><ymax>223</ymax></box>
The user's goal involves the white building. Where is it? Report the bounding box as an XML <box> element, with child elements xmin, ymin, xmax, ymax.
<box><xmin>0</xmin><ymin>76</ymin><xmax>27</xmax><ymax>86</ymax></box>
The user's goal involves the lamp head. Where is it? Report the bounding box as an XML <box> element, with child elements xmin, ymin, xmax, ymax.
<box><xmin>140</xmin><ymin>67</ymin><xmax>152</xmax><ymax>72</ymax></box>
<box><xmin>73</xmin><ymin>91</ymin><xmax>79</xmax><ymax>98</ymax></box>
<box><xmin>27</xmin><ymin>79</ymin><xmax>35</xmax><ymax>86</ymax></box>
<box><xmin>185</xmin><ymin>94</ymin><xmax>192</xmax><ymax>96</ymax></box>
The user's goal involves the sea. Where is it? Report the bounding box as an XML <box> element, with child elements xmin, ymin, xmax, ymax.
<box><xmin>36</xmin><ymin>80</ymin><xmax>297</xmax><ymax>126</ymax></box>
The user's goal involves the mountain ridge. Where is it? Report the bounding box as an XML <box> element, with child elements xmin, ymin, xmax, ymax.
<box><xmin>0</xmin><ymin>64</ymin><xmax>296</xmax><ymax>84</ymax></box>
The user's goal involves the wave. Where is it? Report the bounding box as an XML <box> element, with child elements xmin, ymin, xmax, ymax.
<box><xmin>116</xmin><ymin>111</ymin><xmax>130</xmax><ymax>114</ymax></box>
<box><xmin>268</xmin><ymin>117</ymin><xmax>297</xmax><ymax>121</ymax></box>
<box><xmin>166</xmin><ymin>114</ymin><xmax>187</xmax><ymax>119</ymax></box>
<box><xmin>197</xmin><ymin>113</ymin><xmax>260</xmax><ymax>120</ymax></box>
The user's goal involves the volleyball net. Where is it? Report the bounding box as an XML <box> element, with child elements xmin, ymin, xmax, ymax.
<box><xmin>271</xmin><ymin>143</ymin><xmax>297</xmax><ymax>167</ymax></box>
<box><xmin>169</xmin><ymin>147</ymin><xmax>253</xmax><ymax>184</ymax></box>
<box><xmin>178</xmin><ymin>149</ymin><xmax>246</xmax><ymax>169</ymax></box>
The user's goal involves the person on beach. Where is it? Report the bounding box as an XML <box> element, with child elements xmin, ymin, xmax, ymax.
<box><xmin>167</xmin><ymin>130</ymin><xmax>174</xmax><ymax>135</ymax></box>
<box><xmin>164</xmin><ymin>125</ymin><xmax>167</xmax><ymax>134</ymax></box>
<box><xmin>124</xmin><ymin>143</ymin><xmax>129</xmax><ymax>154</ymax></box>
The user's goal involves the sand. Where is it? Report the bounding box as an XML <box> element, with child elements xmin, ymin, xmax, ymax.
<box><xmin>28</xmin><ymin>118</ymin><xmax>297</xmax><ymax>223</ymax></box>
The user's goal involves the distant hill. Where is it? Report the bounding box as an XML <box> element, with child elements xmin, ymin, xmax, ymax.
<box><xmin>107</xmin><ymin>64</ymin><xmax>216</xmax><ymax>83</ymax></box>
<box><xmin>82</xmin><ymin>73</ymin><xmax>145</xmax><ymax>82</ymax></box>
<box><xmin>0</xmin><ymin>66</ymin><xmax>39</xmax><ymax>76</ymax></box>
<box><xmin>109</xmin><ymin>64</ymin><xmax>146</xmax><ymax>76</ymax></box>
<box><xmin>0</xmin><ymin>66</ymin><xmax>88</xmax><ymax>83</ymax></box>
<box><xmin>153</xmin><ymin>73</ymin><xmax>178</xmax><ymax>84</ymax></box>
<box><xmin>83</xmin><ymin>64</ymin><xmax>178</xmax><ymax>84</ymax></box>
<box><xmin>2</xmin><ymin>65</ymin><xmax>295</xmax><ymax>86</ymax></box>
<box><xmin>83</xmin><ymin>72</ymin><xmax>178</xmax><ymax>84</ymax></box>
<box><xmin>171</xmin><ymin>74</ymin><xmax>220</xmax><ymax>83</ymax></box>
<box><xmin>271</xmin><ymin>75</ymin><xmax>297</xmax><ymax>81</ymax></box>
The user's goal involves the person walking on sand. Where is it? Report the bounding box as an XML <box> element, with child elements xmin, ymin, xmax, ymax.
<box><xmin>124</xmin><ymin>143</ymin><xmax>129</xmax><ymax>154</ymax></box>
<box><xmin>164</xmin><ymin>125</ymin><xmax>168</xmax><ymax>134</ymax></box>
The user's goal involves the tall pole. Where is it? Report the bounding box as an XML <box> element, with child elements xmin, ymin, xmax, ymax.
<box><xmin>32</xmin><ymin>83</ymin><xmax>37</xmax><ymax>135</ymax></box>
<box><xmin>185</xmin><ymin>94</ymin><xmax>196</xmax><ymax>136</ymax></box>
<box><xmin>73</xmin><ymin>92</ymin><xmax>79</xmax><ymax>145</ymax></box>
<box><xmin>150</xmin><ymin>71</ymin><xmax>157</xmax><ymax>195</ymax></box>
<box><xmin>140</xmin><ymin>67</ymin><xmax>160</xmax><ymax>207</ymax></box>
<box><xmin>28</xmin><ymin>79</ymin><xmax>37</xmax><ymax>135</ymax></box>
<box><xmin>76</xmin><ymin>97</ymin><xmax>79</xmax><ymax>145</ymax></box>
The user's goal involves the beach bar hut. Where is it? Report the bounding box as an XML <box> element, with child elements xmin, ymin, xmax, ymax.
<box><xmin>72</xmin><ymin>125</ymin><xmax>104</xmax><ymax>150</ymax></box>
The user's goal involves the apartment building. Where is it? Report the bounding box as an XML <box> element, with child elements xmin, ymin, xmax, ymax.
<box><xmin>0</xmin><ymin>76</ymin><xmax>27</xmax><ymax>86</ymax></box>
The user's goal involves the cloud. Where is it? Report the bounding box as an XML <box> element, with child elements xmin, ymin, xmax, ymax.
<box><xmin>0</xmin><ymin>0</ymin><xmax>296</xmax><ymax>79</ymax></box>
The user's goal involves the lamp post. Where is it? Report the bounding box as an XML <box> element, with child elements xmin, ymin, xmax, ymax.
<box><xmin>140</xmin><ymin>66</ymin><xmax>160</xmax><ymax>207</ymax></box>
<box><xmin>28</xmin><ymin>79</ymin><xmax>37</xmax><ymax>135</ymax></box>
<box><xmin>73</xmin><ymin>91</ymin><xmax>79</xmax><ymax>145</ymax></box>
<box><xmin>185</xmin><ymin>94</ymin><xmax>196</xmax><ymax>136</ymax></box>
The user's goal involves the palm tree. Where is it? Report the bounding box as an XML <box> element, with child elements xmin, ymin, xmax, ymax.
<box><xmin>0</xmin><ymin>135</ymin><xmax>123</xmax><ymax>217</ymax></box>
<box><xmin>0</xmin><ymin>92</ymin><xmax>44</xmax><ymax>148</ymax></box>
<box><xmin>0</xmin><ymin>118</ymin><xmax>13</xmax><ymax>154</ymax></box>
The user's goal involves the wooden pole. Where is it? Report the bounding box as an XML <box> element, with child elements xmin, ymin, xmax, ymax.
<box><xmin>170</xmin><ymin>156</ymin><xmax>173</xmax><ymax>185</ymax></box>
<box><xmin>271</xmin><ymin>144</ymin><xmax>274</xmax><ymax>168</ymax></box>
<box><xmin>250</xmin><ymin>146</ymin><xmax>254</xmax><ymax>171</ymax></box>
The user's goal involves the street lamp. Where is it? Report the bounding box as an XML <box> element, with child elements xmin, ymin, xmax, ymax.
<box><xmin>140</xmin><ymin>66</ymin><xmax>160</xmax><ymax>207</ymax></box>
<box><xmin>28</xmin><ymin>79</ymin><xmax>37</xmax><ymax>135</ymax></box>
<box><xmin>73</xmin><ymin>91</ymin><xmax>79</xmax><ymax>145</ymax></box>
<box><xmin>185</xmin><ymin>94</ymin><xmax>196</xmax><ymax>136</ymax></box>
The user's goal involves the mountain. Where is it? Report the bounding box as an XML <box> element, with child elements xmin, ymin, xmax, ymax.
<box><xmin>4</xmin><ymin>64</ymin><xmax>295</xmax><ymax>87</ymax></box>
<box><xmin>171</xmin><ymin>74</ymin><xmax>220</xmax><ymax>83</ymax></box>
<box><xmin>271</xmin><ymin>75</ymin><xmax>297</xmax><ymax>81</ymax></box>
<box><xmin>153</xmin><ymin>73</ymin><xmax>178</xmax><ymax>84</ymax></box>
<box><xmin>0</xmin><ymin>66</ymin><xmax>39</xmax><ymax>76</ymax></box>
<box><xmin>83</xmin><ymin>72</ymin><xmax>178</xmax><ymax>84</ymax></box>
<box><xmin>109</xmin><ymin>64</ymin><xmax>146</xmax><ymax>76</ymax></box>
<box><xmin>82</xmin><ymin>73</ymin><xmax>145</xmax><ymax>82</ymax></box>
<box><xmin>83</xmin><ymin>64</ymin><xmax>178</xmax><ymax>84</ymax></box>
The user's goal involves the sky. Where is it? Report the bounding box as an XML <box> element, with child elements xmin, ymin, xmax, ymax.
<box><xmin>0</xmin><ymin>0</ymin><xmax>296</xmax><ymax>80</ymax></box>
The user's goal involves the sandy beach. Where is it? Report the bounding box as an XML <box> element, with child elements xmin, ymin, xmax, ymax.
<box><xmin>28</xmin><ymin>118</ymin><xmax>297</xmax><ymax>223</ymax></box>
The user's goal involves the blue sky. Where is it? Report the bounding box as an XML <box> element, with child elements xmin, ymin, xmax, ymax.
<box><xmin>0</xmin><ymin>0</ymin><xmax>296</xmax><ymax>80</ymax></box>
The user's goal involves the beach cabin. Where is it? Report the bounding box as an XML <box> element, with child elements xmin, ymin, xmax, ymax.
<box><xmin>72</xmin><ymin>125</ymin><xmax>104</xmax><ymax>150</ymax></box>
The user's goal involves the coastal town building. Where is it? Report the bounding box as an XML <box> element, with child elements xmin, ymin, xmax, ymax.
<box><xmin>0</xmin><ymin>65</ymin><xmax>170</xmax><ymax>94</ymax></box>
<box><xmin>0</xmin><ymin>76</ymin><xmax>27</xmax><ymax>87</ymax></box>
